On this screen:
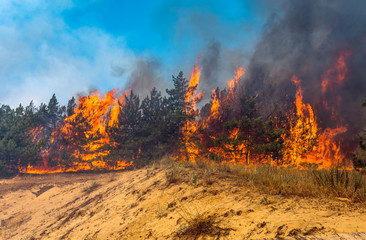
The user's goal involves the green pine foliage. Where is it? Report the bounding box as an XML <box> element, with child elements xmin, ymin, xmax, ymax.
<box><xmin>108</xmin><ymin>72</ymin><xmax>191</xmax><ymax>167</ymax></box>
<box><xmin>108</xmin><ymin>91</ymin><xmax>142</xmax><ymax>165</ymax></box>
<box><xmin>0</xmin><ymin>104</ymin><xmax>42</xmax><ymax>177</ymax></box>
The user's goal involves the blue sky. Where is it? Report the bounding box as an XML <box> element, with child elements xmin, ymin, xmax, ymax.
<box><xmin>0</xmin><ymin>0</ymin><xmax>272</xmax><ymax>107</ymax></box>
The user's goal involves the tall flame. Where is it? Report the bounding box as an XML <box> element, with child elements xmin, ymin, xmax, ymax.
<box><xmin>57</xmin><ymin>90</ymin><xmax>117</xmax><ymax>161</ymax></box>
<box><xmin>198</xmin><ymin>67</ymin><xmax>249</xmax><ymax>164</ymax></box>
<box><xmin>208</xmin><ymin>67</ymin><xmax>245</xmax><ymax>123</ymax></box>
<box><xmin>227</xmin><ymin>67</ymin><xmax>245</xmax><ymax>100</ymax></box>
<box><xmin>210</xmin><ymin>89</ymin><xmax>220</xmax><ymax>120</ymax></box>
<box><xmin>209</xmin><ymin>67</ymin><xmax>249</xmax><ymax>164</ymax></box>
<box><xmin>185</xmin><ymin>57</ymin><xmax>203</xmax><ymax>114</ymax></box>
<box><xmin>181</xmin><ymin>57</ymin><xmax>203</xmax><ymax>162</ymax></box>
<box><xmin>282</xmin><ymin>75</ymin><xmax>348</xmax><ymax>169</ymax></box>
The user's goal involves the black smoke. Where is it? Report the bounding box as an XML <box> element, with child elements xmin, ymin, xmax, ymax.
<box><xmin>112</xmin><ymin>57</ymin><xmax>164</xmax><ymax>98</ymax></box>
<box><xmin>241</xmin><ymin>0</ymin><xmax>366</xmax><ymax>150</ymax></box>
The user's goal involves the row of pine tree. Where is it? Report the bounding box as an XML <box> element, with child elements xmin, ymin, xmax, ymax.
<box><xmin>1</xmin><ymin>72</ymin><xmax>365</xmax><ymax>177</ymax></box>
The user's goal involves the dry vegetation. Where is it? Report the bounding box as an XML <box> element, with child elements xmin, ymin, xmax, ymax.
<box><xmin>159</xmin><ymin>157</ymin><xmax>366</xmax><ymax>203</ymax></box>
<box><xmin>1</xmin><ymin>157</ymin><xmax>366</xmax><ymax>239</ymax></box>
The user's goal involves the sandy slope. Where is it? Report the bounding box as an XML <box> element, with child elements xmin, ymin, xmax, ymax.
<box><xmin>0</xmin><ymin>167</ymin><xmax>366</xmax><ymax>240</ymax></box>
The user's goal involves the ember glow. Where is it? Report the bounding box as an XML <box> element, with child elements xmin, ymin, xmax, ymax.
<box><xmin>20</xmin><ymin>160</ymin><xmax>132</xmax><ymax>174</ymax></box>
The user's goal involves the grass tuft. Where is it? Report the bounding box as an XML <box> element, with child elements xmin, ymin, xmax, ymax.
<box><xmin>165</xmin><ymin>167</ymin><xmax>181</xmax><ymax>185</ymax></box>
<box><xmin>83</xmin><ymin>182</ymin><xmax>101</xmax><ymax>194</ymax></box>
<box><xmin>313</xmin><ymin>167</ymin><xmax>366</xmax><ymax>201</ymax></box>
<box><xmin>175</xmin><ymin>205</ymin><xmax>218</xmax><ymax>239</ymax></box>
<box><xmin>155</xmin><ymin>204</ymin><xmax>168</xmax><ymax>219</ymax></box>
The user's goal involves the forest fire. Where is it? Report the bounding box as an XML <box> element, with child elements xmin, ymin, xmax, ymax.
<box><xmin>281</xmin><ymin>76</ymin><xmax>348</xmax><ymax>169</ymax></box>
<box><xmin>19</xmin><ymin>89</ymin><xmax>133</xmax><ymax>174</ymax></box>
<box><xmin>204</xmin><ymin>67</ymin><xmax>249</xmax><ymax>164</ymax></box>
<box><xmin>178</xmin><ymin>61</ymin><xmax>350</xmax><ymax>169</ymax></box>
<box><xmin>16</xmin><ymin>52</ymin><xmax>354</xmax><ymax>175</ymax></box>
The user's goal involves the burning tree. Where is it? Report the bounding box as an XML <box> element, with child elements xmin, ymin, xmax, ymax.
<box><xmin>185</xmin><ymin>67</ymin><xmax>284</xmax><ymax>165</ymax></box>
<box><xmin>179</xmin><ymin>61</ymin><xmax>203</xmax><ymax>162</ymax></box>
<box><xmin>17</xmin><ymin>90</ymin><xmax>133</xmax><ymax>174</ymax></box>
<box><xmin>280</xmin><ymin>76</ymin><xmax>348</xmax><ymax>169</ymax></box>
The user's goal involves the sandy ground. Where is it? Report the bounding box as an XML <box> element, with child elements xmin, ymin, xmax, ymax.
<box><xmin>1</xmin><ymin>167</ymin><xmax>366</xmax><ymax>240</ymax></box>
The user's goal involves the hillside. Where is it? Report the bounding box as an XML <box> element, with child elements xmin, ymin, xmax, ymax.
<box><xmin>1</xmin><ymin>162</ymin><xmax>366</xmax><ymax>240</ymax></box>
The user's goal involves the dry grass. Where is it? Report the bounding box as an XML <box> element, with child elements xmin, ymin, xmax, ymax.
<box><xmin>313</xmin><ymin>167</ymin><xmax>366</xmax><ymax>202</ymax></box>
<box><xmin>165</xmin><ymin>167</ymin><xmax>181</xmax><ymax>185</ymax></box>
<box><xmin>227</xmin><ymin>164</ymin><xmax>319</xmax><ymax>197</ymax></box>
<box><xmin>156</xmin><ymin>157</ymin><xmax>366</xmax><ymax>202</ymax></box>
<box><xmin>226</xmin><ymin>164</ymin><xmax>366</xmax><ymax>201</ymax></box>
<box><xmin>155</xmin><ymin>204</ymin><xmax>168</xmax><ymax>219</ymax></box>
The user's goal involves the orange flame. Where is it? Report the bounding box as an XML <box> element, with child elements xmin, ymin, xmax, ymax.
<box><xmin>321</xmin><ymin>50</ymin><xmax>352</xmax><ymax>114</ymax></box>
<box><xmin>227</xmin><ymin>67</ymin><xmax>245</xmax><ymax>100</ymax></box>
<box><xmin>210</xmin><ymin>67</ymin><xmax>251</xmax><ymax>164</ymax></box>
<box><xmin>20</xmin><ymin>160</ymin><xmax>133</xmax><ymax>174</ymax></box>
<box><xmin>208</xmin><ymin>67</ymin><xmax>245</xmax><ymax>123</ymax></box>
<box><xmin>195</xmin><ymin>67</ymin><xmax>249</xmax><ymax>164</ymax></box>
<box><xmin>210</xmin><ymin>89</ymin><xmax>220</xmax><ymax>120</ymax></box>
<box><xmin>202</xmin><ymin>71</ymin><xmax>349</xmax><ymax>169</ymax></box>
<box><xmin>20</xmin><ymin>89</ymin><xmax>132</xmax><ymax>174</ymax></box>
<box><xmin>56</xmin><ymin>90</ymin><xmax>121</xmax><ymax>161</ymax></box>
<box><xmin>185</xmin><ymin>57</ymin><xmax>203</xmax><ymax>114</ymax></box>
<box><xmin>181</xmin><ymin>56</ymin><xmax>203</xmax><ymax>162</ymax></box>
<box><xmin>282</xmin><ymin>75</ymin><xmax>348</xmax><ymax>169</ymax></box>
<box><xmin>27</xmin><ymin>126</ymin><xmax>44</xmax><ymax>144</ymax></box>
<box><xmin>20</xmin><ymin>53</ymin><xmax>352</xmax><ymax>173</ymax></box>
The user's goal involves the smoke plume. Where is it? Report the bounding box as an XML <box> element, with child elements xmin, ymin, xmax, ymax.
<box><xmin>242</xmin><ymin>0</ymin><xmax>366</xmax><ymax>150</ymax></box>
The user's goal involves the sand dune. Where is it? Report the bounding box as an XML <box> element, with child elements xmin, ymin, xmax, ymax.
<box><xmin>1</xmin><ymin>166</ymin><xmax>366</xmax><ymax>240</ymax></box>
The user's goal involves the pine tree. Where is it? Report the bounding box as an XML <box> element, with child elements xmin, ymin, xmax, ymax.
<box><xmin>67</xmin><ymin>96</ymin><xmax>77</xmax><ymax>117</ymax></box>
<box><xmin>166</xmin><ymin>71</ymin><xmax>188</xmax><ymax>113</ymax></box>
<box><xmin>47</xmin><ymin>94</ymin><xmax>63</xmax><ymax>130</ymax></box>
<box><xmin>109</xmin><ymin>91</ymin><xmax>142</xmax><ymax>165</ymax></box>
<box><xmin>165</xmin><ymin>71</ymin><xmax>190</xmax><ymax>152</ymax></box>
<box><xmin>138</xmin><ymin>88</ymin><xmax>168</xmax><ymax>161</ymax></box>
<box><xmin>0</xmin><ymin>104</ymin><xmax>42</xmax><ymax>177</ymax></box>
